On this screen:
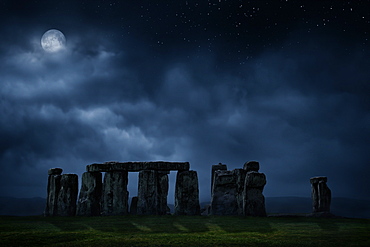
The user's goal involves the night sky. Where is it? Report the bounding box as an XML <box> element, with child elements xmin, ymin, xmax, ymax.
<box><xmin>1</xmin><ymin>0</ymin><xmax>369</xmax><ymax>203</ymax></box>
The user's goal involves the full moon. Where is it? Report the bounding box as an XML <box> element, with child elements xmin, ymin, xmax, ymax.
<box><xmin>41</xmin><ymin>29</ymin><xmax>66</xmax><ymax>53</ymax></box>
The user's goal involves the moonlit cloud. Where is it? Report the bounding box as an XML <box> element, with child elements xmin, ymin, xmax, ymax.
<box><xmin>0</xmin><ymin>1</ymin><xmax>369</xmax><ymax>204</ymax></box>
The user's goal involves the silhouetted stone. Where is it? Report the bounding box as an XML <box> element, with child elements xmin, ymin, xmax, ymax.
<box><xmin>48</xmin><ymin>168</ymin><xmax>63</xmax><ymax>175</ymax></box>
<box><xmin>211</xmin><ymin>170</ymin><xmax>238</xmax><ymax>215</ymax></box>
<box><xmin>87</xmin><ymin>161</ymin><xmax>189</xmax><ymax>172</ymax></box>
<box><xmin>44</xmin><ymin>170</ymin><xmax>62</xmax><ymax>216</ymax></box>
<box><xmin>243</xmin><ymin>161</ymin><xmax>260</xmax><ymax>172</ymax></box>
<box><xmin>243</xmin><ymin>171</ymin><xmax>267</xmax><ymax>217</ymax></box>
<box><xmin>310</xmin><ymin>176</ymin><xmax>331</xmax><ymax>213</ymax></box>
<box><xmin>158</xmin><ymin>171</ymin><xmax>169</xmax><ymax>215</ymax></box>
<box><xmin>130</xmin><ymin>197</ymin><xmax>138</xmax><ymax>215</ymax></box>
<box><xmin>234</xmin><ymin>169</ymin><xmax>247</xmax><ymax>215</ymax></box>
<box><xmin>77</xmin><ymin>172</ymin><xmax>102</xmax><ymax>216</ymax></box>
<box><xmin>57</xmin><ymin>174</ymin><xmax>78</xmax><ymax>216</ymax></box>
<box><xmin>101</xmin><ymin>171</ymin><xmax>129</xmax><ymax>216</ymax></box>
<box><xmin>211</xmin><ymin>163</ymin><xmax>227</xmax><ymax>193</ymax></box>
<box><xmin>137</xmin><ymin>170</ymin><xmax>169</xmax><ymax>215</ymax></box>
<box><xmin>175</xmin><ymin>170</ymin><xmax>200</xmax><ymax>215</ymax></box>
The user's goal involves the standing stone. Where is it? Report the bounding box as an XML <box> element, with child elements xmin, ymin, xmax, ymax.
<box><xmin>130</xmin><ymin>197</ymin><xmax>138</xmax><ymax>215</ymax></box>
<box><xmin>101</xmin><ymin>171</ymin><xmax>129</xmax><ymax>216</ymax></box>
<box><xmin>44</xmin><ymin>168</ymin><xmax>63</xmax><ymax>216</ymax></box>
<box><xmin>211</xmin><ymin>170</ymin><xmax>238</xmax><ymax>215</ymax></box>
<box><xmin>243</xmin><ymin>170</ymin><xmax>267</xmax><ymax>217</ymax></box>
<box><xmin>77</xmin><ymin>172</ymin><xmax>102</xmax><ymax>216</ymax></box>
<box><xmin>137</xmin><ymin>170</ymin><xmax>169</xmax><ymax>215</ymax></box>
<box><xmin>175</xmin><ymin>170</ymin><xmax>200</xmax><ymax>215</ymax></box>
<box><xmin>57</xmin><ymin>174</ymin><xmax>79</xmax><ymax>216</ymax></box>
<box><xmin>158</xmin><ymin>171</ymin><xmax>169</xmax><ymax>215</ymax></box>
<box><xmin>211</xmin><ymin>163</ymin><xmax>228</xmax><ymax>194</ymax></box>
<box><xmin>310</xmin><ymin>176</ymin><xmax>331</xmax><ymax>213</ymax></box>
<box><xmin>243</xmin><ymin>161</ymin><xmax>260</xmax><ymax>172</ymax></box>
<box><xmin>234</xmin><ymin>169</ymin><xmax>247</xmax><ymax>215</ymax></box>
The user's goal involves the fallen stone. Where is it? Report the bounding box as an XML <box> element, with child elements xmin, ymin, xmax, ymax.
<box><xmin>77</xmin><ymin>172</ymin><xmax>102</xmax><ymax>216</ymax></box>
<box><xmin>175</xmin><ymin>170</ymin><xmax>200</xmax><ymax>215</ymax></box>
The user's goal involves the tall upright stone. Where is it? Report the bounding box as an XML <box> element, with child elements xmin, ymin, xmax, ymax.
<box><xmin>101</xmin><ymin>171</ymin><xmax>129</xmax><ymax>216</ymax></box>
<box><xmin>211</xmin><ymin>170</ymin><xmax>239</xmax><ymax>215</ymax></box>
<box><xmin>57</xmin><ymin>174</ymin><xmax>79</xmax><ymax>216</ymax></box>
<box><xmin>310</xmin><ymin>176</ymin><xmax>331</xmax><ymax>213</ymax></box>
<box><xmin>44</xmin><ymin>168</ymin><xmax>63</xmax><ymax>216</ymax></box>
<box><xmin>234</xmin><ymin>169</ymin><xmax>247</xmax><ymax>215</ymax></box>
<box><xmin>137</xmin><ymin>170</ymin><xmax>169</xmax><ymax>215</ymax></box>
<box><xmin>157</xmin><ymin>171</ymin><xmax>169</xmax><ymax>215</ymax></box>
<box><xmin>243</xmin><ymin>161</ymin><xmax>267</xmax><ymax>217</ymax></box>
<box><xmin>175</xmin><ymin>170</ymin><xmax>200</xmax><ymax>215</ymax></box>
<box><xmin>211</xmin><ymin>163</ymin><xmax>228</xmax><ymax>193</ymax></box>
<box><xmin>77</xmin><ymin>172</ymin><xmax>102</xmax><ymax>216</ymax></box>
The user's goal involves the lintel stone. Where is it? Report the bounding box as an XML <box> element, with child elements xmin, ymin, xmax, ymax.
<box><xmin>86</xmin><ymin>161</ymin><xmax>189</xmax><ymax>172</ymax></box>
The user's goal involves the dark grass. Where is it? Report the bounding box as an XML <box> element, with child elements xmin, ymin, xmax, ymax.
<box><xmin>0</xmin><ymin>215</ymin><xmax>369</xmax><ymax>246</ymax></box>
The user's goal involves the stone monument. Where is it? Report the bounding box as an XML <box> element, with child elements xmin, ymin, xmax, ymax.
<box><xmin>174</xmin><ymin>170</ymin><xmax>200</xmax><ymax>215</ymax></box>
<box><xmin>310</xmin><ymin>176</ymin><xmax>331</xmax><ymax>213</ymax></box>
<box><xmin>243</xmin><ymin>161</ymin><xmax>267</xmax><ymax>217</ymax></box>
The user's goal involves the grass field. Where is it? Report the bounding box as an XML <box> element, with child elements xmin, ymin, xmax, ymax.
<box><xmin>0</xmin><ymin>215</ymin><xmax>369</xmax><ymax>246</ymax></box>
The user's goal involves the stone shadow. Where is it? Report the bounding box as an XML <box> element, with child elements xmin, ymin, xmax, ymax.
<box><xmin>207</xmin><ymin>216</ymin><xmax>275</xmax><ymax>234</ymax></box>
<box><xmin>47</xmin><ymin>218</ymin><xmax>90</xmax><ymax>231</ymax></box>
<box><xmin>315</xmin><ymin>218</ymin><xmax>340</xmax><ymax>232</ymax></box>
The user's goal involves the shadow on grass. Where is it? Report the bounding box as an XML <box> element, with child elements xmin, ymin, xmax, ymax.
<box><xmin>208</xmin><ymin>216</ymin><xmax>275</xmax><ymax>233</ymax></box>
<box><xmin>315</xmin><ymin>219</ymin><xmax>340</xmax><ymax>232</ymax></box>
<box><xmin>42</xmin><ymin>215</ymin><xmax>276</xmax><ymax>235</ymax></box>
<box><xmin>48</xmin><ymin>217</ymin><xmax>91</xmax><ymax>231</ymax></box>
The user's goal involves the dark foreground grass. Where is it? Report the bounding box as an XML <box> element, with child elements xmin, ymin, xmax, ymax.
<box><xmin>0</xmin><ymin>215</ymin><xmax>369</xmax><ymax>247</ymax></box>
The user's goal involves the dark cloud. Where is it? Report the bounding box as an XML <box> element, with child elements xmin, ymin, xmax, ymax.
<box><xmin>0</xmin><ymin>1</ymin><xmax>369</xmax><ymax>203</ymax></box>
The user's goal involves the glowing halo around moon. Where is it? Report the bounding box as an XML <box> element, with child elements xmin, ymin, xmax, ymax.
<box><xmin>41</xmin><ymin>29</ymin><xmax>66</xmax><ymax>53</ymax></box>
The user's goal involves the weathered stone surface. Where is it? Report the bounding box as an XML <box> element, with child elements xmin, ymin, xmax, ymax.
<box><xmin>175</xmin><ymin>170</ymin><xmax>200</xmax><ymax>215</ymax></box>
<box><xmin>211</xmin><ymin>170</ymin><xmax>238</xmax><ymax>215</ymax></box>
<box><xmin>158</xmin><ymin>171</ymin><xmax>169</xmax><ymax>215</ymax></box>
<box><xmin>48</xmin><ymin>168</ymin><xmax>63</xmax><ymax>175</ymax></box>
<box><xmin>243</xmin><ymin>188</ymin><xmax>266</xmax><ymax>217</ymax></box>
<box><xmin>245</xmin><ymin>171</ymin><xmax>266</xmax><ymax>188</ymax></box>
<box><xmin>234</xmin><ymin>169</ymin><xmax>247</xmax><ymax>215</ymax></box>
<box><xmin>137</xmin><ymin>170</ymin><xmax>169</xmax><ymax>215</ymax></box>
<box><xmin>87</xmin><ymin>161</ymin><xmax>189</xmax><ymax>172</ymax></box>
<box><xmin>101</xmin><ymin>171</ymin><xmax>129</xmax><ymax>216</ymax></box>
<box><xmin>44</xmin><ymin>173</ymin><xmax>62</xmax><ymax>216</ymax></box>
<box><xmin>130</xmin><ymin>197</ymin><xmax>138</xmax><ymax>215</ymax></box>
<box><xmin>243</xmin><ymin>161</ymin><xmax>260</xmax><ymax>172</ymax></box>
<box><xmin>77</xmin><ymin>172</ymin><xmax>102</xmax><ymax>216</ymax></box>
<box><xmin>211</xmin><ymin>163</ymin><xmax>227</xmax><ymax>193</ymax></box>
<box><xmin>57</xmin><ymin>174</ymin><xmax>79</xmax><ymax>216</ymax></box>
<box><xmin>310</xmin><ymin>176</ymin><xmax>331</xmax><ymax>213</ymax></box>
<box><xmin>243</xmin><ymin>171</ymin><xmax>267</xmax><ymax>217</ymax></box>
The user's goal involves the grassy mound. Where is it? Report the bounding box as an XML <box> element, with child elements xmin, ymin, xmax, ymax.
<box><xmin>0</xmin><ymin>215</ymin><xmax>369</xmax><ymax>246</ymax></box>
